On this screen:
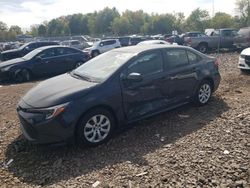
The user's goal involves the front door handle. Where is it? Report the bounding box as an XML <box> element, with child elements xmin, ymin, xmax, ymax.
<box><xmin>170</xmin><ymin>75</ymin><xmax>178</xmax><ymax>80</ymax></box>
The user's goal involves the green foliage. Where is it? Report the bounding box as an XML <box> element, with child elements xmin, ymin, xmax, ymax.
<box><xmin>9</xmin><ymin>25</ymin><xmax>22</xmax><ymax>35</ymax></box>
<box><xmin>0</xmin><ymin>22</ymin><xmax>24</xmax><ymax>41</ymax></box>
<box><xmin>38</xmin><ymin>24</ymin><xmax>47</xmax><ymax>36</ymax></box>
<box><xmin>235</xmin><ymin>0</ymin><xmax>250</xmax><ymax>27</ymax></box>
<box><xmin>149</xmin><ymin>14</ymin><xmax>176</xmax><ymax>34</ymax></box>
<box><xmin>0</xmin><ymin>4</ymin><xmax>249</xmax><ymax>41</ymax></box>
<box><xmin>185</xmin><ymin>8</ymin><xmax>210</xmax><ymax>31</ymax></box>
<box><xmin>211</xmin><ymin>12</ymin><xmax>234</xmax><ymax>29</ymax></box>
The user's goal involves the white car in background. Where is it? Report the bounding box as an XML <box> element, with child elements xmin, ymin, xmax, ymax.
<box><xmin>84</xmin><ymin>39</ymin><xmax>121</xmax><ymax>57</ymax></box>
<box><xmin>137</xmin><ymin>40</ymin><xmax>170</xmax><ymax>45</ymax></box>
<box><xmin>238</xmin><ymin>48</ymin><xmax>250</xmax><ymax>72</ymax></box>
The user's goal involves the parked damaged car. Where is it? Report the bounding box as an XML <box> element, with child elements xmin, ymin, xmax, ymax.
<box><xmin>0</xmin><ymin>46</ymin><xmax>89</xmax><ymax>82</ymax></box>
<box><xmin>0</xmin><ymin>41</ymin><xmax>59</xmax><ymax>62</ymax></box>
<box><xmin>17</xmin><ymin>45</ymin><xmax>221</xmax><ymax>147</ymax></box>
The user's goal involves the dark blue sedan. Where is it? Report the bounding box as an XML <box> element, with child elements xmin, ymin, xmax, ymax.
<box><xmin>0</xmin><ymin>46</ymin><xmax>89</xmax><ymax>82</ymax></box>
<box><xmin>17</xmin><ymin>45</ymin><xmax>221</xmax><ymax>147</ymax></box>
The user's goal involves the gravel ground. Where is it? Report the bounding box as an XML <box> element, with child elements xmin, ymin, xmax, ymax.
<box><xmin>0</xmin><ymin>52</ymin><xmax>249</xmax><ymax>188</ymax></box>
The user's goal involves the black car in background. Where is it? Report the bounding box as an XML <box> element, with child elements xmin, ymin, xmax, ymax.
<box><xmin>118</xmin><ymin>36</ymin><xmax>131</xmax><ymax>46</ymax></box>
<box><xmin>0</xmin><ymin>41</ymin><xmax>59</xmax><ymax>61</ymax></box>
<box><xmin>0</xmin><ymin>46</ymin><xmax>89</xmax><ymax>82</ymax></box>
<box><xmin>17</xmin><ymin>45</ymin><xmax>220</xmax><ymax>146</ymax></box>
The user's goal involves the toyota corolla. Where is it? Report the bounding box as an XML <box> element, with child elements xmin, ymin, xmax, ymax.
<box><xmin>17</xmin><ymin>45</ymin><xmax>220</xmax><ymax>146</ymax></box>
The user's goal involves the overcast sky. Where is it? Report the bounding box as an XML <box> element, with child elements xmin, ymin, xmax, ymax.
<box><xmin>0</xmin><ymin>0</ymin><xmax>237</xmax><ymax>29</ymax></box>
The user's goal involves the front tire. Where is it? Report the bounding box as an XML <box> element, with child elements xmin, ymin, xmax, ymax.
<box><xmin>76</xmin><ymin>108</ymin><xmax>115</xmax><ymax>147</ymax></box>
<box><xmin>14</xmin><ymin>69</ymin><xmax>31</xmax><ymax>83</ymax></box>
<box><xmin>193</xmin><ymin>80</ymin><xmax>212</xmax><ymax>106</ymax></box>
<box><xmin>75</xmin><ymin>62</ymin><xmax>83</xmax><ymax>68</ymax></box>
<box><xmin>91</xmin><ymin>51</ymin><xmax>100</xmax><ymax>58</ymax></box>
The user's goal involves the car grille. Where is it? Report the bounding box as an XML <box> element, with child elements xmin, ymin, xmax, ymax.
<box><xmin>245</xmin><ymin>55</ymin><xmax>250</xmax><ymax>66</ymax></box>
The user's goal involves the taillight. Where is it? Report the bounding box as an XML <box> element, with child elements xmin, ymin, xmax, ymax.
<box><xmin>215</xmin><ymin>58</ymin><xmax>220</xmax><ymax>66</ymax></box>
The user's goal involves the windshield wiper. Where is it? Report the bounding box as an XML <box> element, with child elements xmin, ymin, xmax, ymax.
<box><xmin>71</xmin><ymin>72</ymin><xmax>98</xmax><ymax>83</ymax></box>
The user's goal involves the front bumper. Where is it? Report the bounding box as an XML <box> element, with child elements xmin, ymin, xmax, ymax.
<box><xmin>0</xmin><ymin>70</ymin><xmax>12</xmax><ymax>82</ymax></box>
<box><xmin>17</xmin><ymin>104</ymin><xmax>77</xmax><ymax>144</ymax></box>
<box><xmin>238</xmin><ymin>56</ymin><xmax>250</xmax><ymax>70</ymax></box>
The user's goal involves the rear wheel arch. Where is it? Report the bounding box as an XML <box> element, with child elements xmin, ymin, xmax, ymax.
<box><xmin>202</xmin><ymin>77</ymin><xmax>215</xmax><ymax>92</ymax></box>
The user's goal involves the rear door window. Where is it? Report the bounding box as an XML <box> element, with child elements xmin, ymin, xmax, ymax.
<box><xmin>187</xmin><ymin>50</ymin><xmax>201</xmax><ymax>64</ymax></box>
<box><xmin>164</xmin><ymin>49</ymin><xmax>189</xmax><ymax>69</ymax></box>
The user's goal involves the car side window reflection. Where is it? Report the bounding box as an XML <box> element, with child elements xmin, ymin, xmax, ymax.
<box><xmin>37</xmin><ymin>49</ymin><xmax>55</xmax><ymax>59</ymax></box>
<box><xmin>128</xmin><ymin>50</ymin><xmax>163</xmax><ymax>76</ymax></box>
<box><xmin>187</xmin><ymin>50</ymin><xmax>201</xmax><ymax>64</ymax></box>
<box><xmin>164</xmin><ymin>49</ymin><xmax>189</xmax><ymax>69</ymax></box>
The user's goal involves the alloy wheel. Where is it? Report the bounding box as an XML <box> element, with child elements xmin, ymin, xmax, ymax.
<box><xmin>198</xmin><ymin>83</ymin><xmax>211</xmax><ymax>104</ymax></box>
<box><xmin>83</xmin><ymin>114</ymin><xmax>111</xmax><ymax>143</ymax></box>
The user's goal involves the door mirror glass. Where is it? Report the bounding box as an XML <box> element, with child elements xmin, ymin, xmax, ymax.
<box><xmin>126</xmin><ymin>72</ymin><xmax>143</xmax><ymax>82</ymax></box>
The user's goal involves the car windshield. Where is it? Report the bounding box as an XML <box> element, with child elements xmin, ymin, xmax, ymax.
<box><xmin>22</xmin><ymin>49</ymin><xmax>42</xmax><ymax>60</ymax></box>
<box><xmin>18</xmin><ymin>43</ymin><xmax>29</xmax><ymax>50</ymax></box>
<box><xmin>72</xmin><ymin>51</ymin><xmax>135</xmax><ymax>82</ymax></box>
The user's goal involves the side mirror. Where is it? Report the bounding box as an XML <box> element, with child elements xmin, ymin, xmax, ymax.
<box><xmin>126</xmin><ymin>72</ymin><xmax>143</xmax><ymax>82</ymax></box>
<box><xmin>99</xmin><ymin>43</ymin><xmax>104</xmax><ymax>47</ymax></box>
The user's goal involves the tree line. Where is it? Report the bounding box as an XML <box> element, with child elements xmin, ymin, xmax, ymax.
<box><xmin>0</xmin><ymin>0</ymin><xmax>249</xmax><ymax>41</ymax></box>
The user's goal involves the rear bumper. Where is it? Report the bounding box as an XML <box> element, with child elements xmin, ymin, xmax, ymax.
<box><xmin>213</xmin><ymin>73</ymin><xmax>221</xmax><ymax>92</ymax></box>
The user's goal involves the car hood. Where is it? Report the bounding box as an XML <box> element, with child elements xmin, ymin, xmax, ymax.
<box><xmin>22</xmin><ymin>73</ymin><xmax>99</xmax><ymax>108</ymax></box>
<box><xmin>241</xmin><ymin>47</ymin><xmax>250</xmax><ymax>55</ymax></box>
<box><xmin>0</xmin><ymin>58</ymin><xmax>25</xmax><ymax>68</ymax></box>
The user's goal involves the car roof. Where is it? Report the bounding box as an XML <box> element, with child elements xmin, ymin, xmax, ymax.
<box><xmin>112</xmin><ymin>44</ymin><xmax>191</xmax><ymax>54</ymax></box>
<box><xmin>35</xmin><ymin>45</ymin><xmax>75</xmax><ymax>51</ymax></box>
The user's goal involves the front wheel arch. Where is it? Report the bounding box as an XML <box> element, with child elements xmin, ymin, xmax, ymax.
<box><xmin>74</xmin><ymin>105</ymin><xmax>118</xmax><ymax>145</ymax></box>
<box><xmin>13</xmin><ymin>68</ymin><xmax>32</xmax><ymax>82</ymax></box>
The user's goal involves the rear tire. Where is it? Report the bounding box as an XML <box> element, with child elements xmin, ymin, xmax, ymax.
<box><xmin>91</xmin><ymin>51</ymin><xmax>100</xmax><ymax>58</ymax></box>
<box><xmin>76</xmin><ymin>108</ymin><xmax>115</xmax><ymax>147</ymax></box>
<box><xmin>198</xmin><ymin>43</ymin><xmax>208</xmax><ymax>53</ymax></box>
<box><xmin>193</xmin><ymin>80</ymin><xmax>212</xmax><ymax>106</ymax></box>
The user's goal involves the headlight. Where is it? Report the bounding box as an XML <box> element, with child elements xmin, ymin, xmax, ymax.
<box><xmin>25</xmin><ymin>102</ymin><xmax>69</xmax><ymax>120</ymax></box>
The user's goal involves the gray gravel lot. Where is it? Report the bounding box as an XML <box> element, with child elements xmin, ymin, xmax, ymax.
<box><xmin>0</xmin><ymin>52</ymin><xmax>249</xmax><ymax>187</ymax></box>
